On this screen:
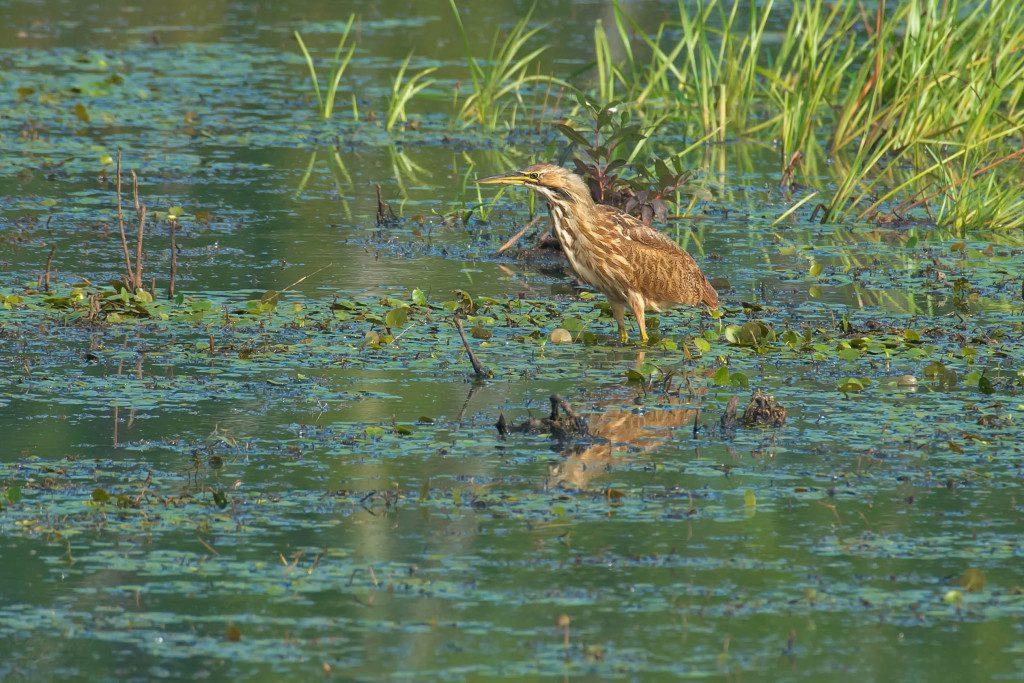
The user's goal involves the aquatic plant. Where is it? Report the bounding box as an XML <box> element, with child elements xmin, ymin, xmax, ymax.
<box><xmin>579</xmin><ymin>0</ymin><xmax>1024</xmax><ymax>230</ymax></box>
<box><xmin>449</xmin><ymin>0</ymin><xmax>563</xmax><ymax>130</ymax></box>
<box><xmin>385</xmin><ymin>53</ymin><xmax>436</xmax><ymax>132</ymax></box>
<box><xmin>293</xmin><ymin>14</ymin><xmax>356</xmax><ymax>120</ymax></box>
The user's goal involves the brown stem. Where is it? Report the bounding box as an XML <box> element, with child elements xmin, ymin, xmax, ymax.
<box><xmin>453</xmin><ymin>313</ymin><xmax>489</xmax><ymax>378</ymax></box>
<box><xmin>43</xmin><ymin>243</ymin><xmax>56</xmax><ymax>292</ymax></box>
<box><xmin>131</xmin><ymin>170</ymin><xmax>145</xmax><ymax>291</ymax></box>
<box><xmin>115</xmin><ymin>149</ymin><xmax>134</xmax><ymax>287</ymax></box>
<box><xmin>494</xmin><ymin>216</ymin><xmax>541</xmax><ymax>256</ymax></box>
<box><xmin>375</xmin><ymin>184</ymin><xmax>396</xmax><ymax>225</ymax></box>
<box><xmin>168</xmin><ymin>218</ymin><xmax>178</xmax><ymax>298</ymax></box>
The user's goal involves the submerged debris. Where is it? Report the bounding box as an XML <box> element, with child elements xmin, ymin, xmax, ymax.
<box><xmin>720</xmin><ymin>395</ymin><xmax>740</xmax><ymax>435</ymax></box>
<box><xmin>741</xmin><ymin>389</ymin><xmax>787</xmax><ymax>428</ymax></box>
<box><xmin>375</xmin><ymin>184</ymin><xmax>397</xmax><ymax>226</ymax></box>
<box><xmin>496</xmin><ymin>394</ymin><xmax>588</xmax><ymax>441</ymax></box>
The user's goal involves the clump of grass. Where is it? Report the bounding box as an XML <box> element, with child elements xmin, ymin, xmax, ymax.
<box><xmin>449</xmin><ymin>0</ymin><xmax>563</xmax><ymax>130</ymax></box>
<box><xmin>294</xmin><ymin>14</ymin><xmax>356</xmax><ymax>120</ymax></box>
<box><xmin>385</xmin><ymin>53</ymin><xmax>436</xmax><ymax>132</ymax></box>
<box><xmin>580</xmin><ymin>0</ymin><xmax>1024</xmax><ymax>230</ymax></box>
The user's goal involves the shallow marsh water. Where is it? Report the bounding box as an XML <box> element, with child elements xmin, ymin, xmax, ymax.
<box><xmin>2</xmin><ymin>1</ymin><xmax>1024</xmax><ymax>680</ymax></box>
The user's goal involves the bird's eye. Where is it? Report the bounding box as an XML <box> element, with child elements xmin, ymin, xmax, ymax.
<box><xmin>525</xmin><ymin>172</ymin><xmax>539</xmax><ymax>181</ymax></box>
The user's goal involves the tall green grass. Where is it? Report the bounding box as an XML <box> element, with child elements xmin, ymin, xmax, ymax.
<box><xmin>289</xmin><ymin>1</ymin><xmax>1024</xmax><ymax>231</ymax></box>
<box><xmin>294</xmin><ymin>14</ymin><xmax>356</xmax><ymax>120</ymax></box>
<box><xmin>449</xmin><ymin>0</ymin><xmax>564</xmax><ymax>130</ymax></box>
<box><xmin>580</xmin><ymin>0</ymin><xmax>1024</xmax><ymax>229</ymax></box>
<box><xmin>385</xmin><ymin>53</ymin><xmax>437</xmax><ymax>131</ymax></box>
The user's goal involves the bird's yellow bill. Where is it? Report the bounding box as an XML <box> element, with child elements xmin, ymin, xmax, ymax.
<box><xmin>477</xmin><ymin>172</ymin><xmax>531</xmax><ymax>186</ymax></box>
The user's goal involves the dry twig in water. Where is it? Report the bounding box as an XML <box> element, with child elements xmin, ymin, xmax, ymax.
<box><xmin>453</xmin><ymin>313</ymin><xmax>489</xmax><ymax>378</ymax></box>
<box><xmin>495</xmin><ymin>216</ymin><xmax>541</xmax><ymax>255</ymax></box>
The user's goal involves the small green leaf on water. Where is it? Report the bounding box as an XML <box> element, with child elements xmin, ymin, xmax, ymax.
<box><xmin>838</xmin><ymin>347</ymin><xmax>861</xmax><ymax>361</ymax></box>
<box><xmin>470</xmin><ymin>326</ymin><xmax>492</xmax><ymax>340</ymax></box>
<box><xmin>6</xmin><ymin>486</ymin><xmax>23</xmax><ymax>504</ymax></box>
<box><xmin>808</xmin><ymin>285</ymin><xmax>822</xmax><ymax>298</ymax></box>
<box><xmin>837</xmin><ymin>377</ymin><xmax>868</xmax><ymax>393</ymax></box>
<box><xmin>730</xmin><ymin>371</ymin><xmax>749</xmax><ymax>388</ymax></box>
<box><xmin>365</xmin><ymin>426</ymin><xmax>386</xmax><ymax>439</ymax></box>
<box><xmin>744</xmin><ymin>490</ymin><xmax>756</xmax><ymax>508</ymax></box>
<box><xmin>713</xmin><ymin>366</ymin><xmax>730</xmax><ymax>386</ymax></box>
<box><xmin>394</xmin><ymin>424</ymin><xmax>413</xmax><ymax>436</ymax></box>
<box><xmin>91</xmin><ymin>488</ymin><xmax>110</xmax><ymax>503</ymax></box>
<box><xmin>625</xmin><ymin>369</ymin><xmax>646</xmax><ymax>384</ymax></box>
<box><xmin>809</xmin><ymin>262</ymin><xmax>822</xmax><ymax>278</ymax></box>
<box><xmin>411</xmin><ymin>288</ymin><xmax>427</xmax><ymax>306</ymax></box>
<box><xmin>74</xmin><ymin>102</ymin><xmax>91</xmax><ymax>123</ymax></box>
<box><xmin>904</xmin><ymin>329</ymin><xmax>921</xmax><ymax>343</ymax></box>
<box><xmin>979</xmin><ymin>375</ymin><xmax>995</xmax><ymax>395</ymax></box>
<box><xmin>694</xmin><ymin>337</ymin><xmax>711</xmax><ymax>353</ymax></box>
<box><xmin>943</xmin><ymin>589</ymin><xmax>964</xmax><ymax>605</ymax></box>
<box><xmin>384</xmin><ymin>307</ymin><xmax>408</xmax><ymax>329</ymax></box>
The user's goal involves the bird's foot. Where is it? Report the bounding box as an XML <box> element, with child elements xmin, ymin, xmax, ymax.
<box><xmin>618</xmin><ymin>329</ymin><xmax>629</xmax><ymax>345</ymax></box>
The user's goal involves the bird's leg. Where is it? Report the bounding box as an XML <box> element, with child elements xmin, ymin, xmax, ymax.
<box><xmin>611</xmin><ymin>301</ymin><xmax>628</xmax><ymax>344</ymax></box>
<box><xmin>628</xmin><ymin>293</ymin><xmax>648</xmax><ymax>345</ymax></box>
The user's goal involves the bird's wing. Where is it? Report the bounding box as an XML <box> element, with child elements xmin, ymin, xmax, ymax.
<box><xmin>597</xmin><ymin>205</ymin><xmax>687</xmax><ymax>255</ymax></box>
<box><xmin>597</xmin><ymin>205</ymin><xmax>719</xmax><ymax>308</ymax></box>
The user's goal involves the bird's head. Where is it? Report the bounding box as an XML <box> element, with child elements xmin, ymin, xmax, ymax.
<box><xmin>478</xmin><ymin>164</ymin><xmax>592</xmax><ymax>206</ymax></box>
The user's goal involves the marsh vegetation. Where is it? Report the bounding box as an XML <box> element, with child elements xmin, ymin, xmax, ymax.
<box><xmin>1</xmin><ymin>0</ymin><xmax>1023</xmax><ymax>679</ymax></box>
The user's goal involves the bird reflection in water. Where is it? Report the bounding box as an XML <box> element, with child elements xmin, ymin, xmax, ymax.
<box><xmin>547</xmin><ymin>353</ymin><xmax>704</xmax><ymax>490</ymax></box>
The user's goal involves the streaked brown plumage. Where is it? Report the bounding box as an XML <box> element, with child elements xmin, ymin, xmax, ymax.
<box><xmin>479</xmin><ymin>163</ymin><xmax>718</xmax><ymax>343</ymax></box>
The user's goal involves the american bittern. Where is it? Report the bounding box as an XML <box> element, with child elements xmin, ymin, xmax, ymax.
<box><xmin>479</xmin><ymin>164</ymin><xmax>718</xmax><ymax>343</ymax></box>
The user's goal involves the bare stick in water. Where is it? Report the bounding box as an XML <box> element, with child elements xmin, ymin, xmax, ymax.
<box><xmin>453</xmin><ymin>313</ymin><xmax>489</xmax><ymax>378</ymax></box>
<box><xmin>494</xmin><ymin>216</ymin><xmax>541</xmax><ymax>256</ymax></box>
<box><xmin>43</xmin><ymin>243</ymin><xmax>56</xmax><ymax>292</ymax></box>
<box><xmin>131</xmin><ymin>170</ymin><xmax>146</xmax><ymax>291</ymax></box>
<box><xmin>168</xmin><ymin>218</ymin><xmax>178</xmax><ymax>298</ymax></box>
<box><xmin>115</xmin><ymin>149</ymin><xmax>134</xmax><ymax>287</ymax></box>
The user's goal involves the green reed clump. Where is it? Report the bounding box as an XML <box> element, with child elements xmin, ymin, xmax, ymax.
<box><xmin>385</xmin><ymin>53</ymin><xmax>436</xmax><ymax>132</ymax></box>
<box><xmin>294</xmin><ymin>14</ymin><xmax>356</xmax><ymax>120</ymax></box>
<box><xmin>581</xmin><ymin>0</ymin><xmax>1024</xmax><ymax>229</ymax></box>
<box><xmin>449</xmin><ymin>0</ymin><xmax>564</xmax><ymax>131</ymax></box>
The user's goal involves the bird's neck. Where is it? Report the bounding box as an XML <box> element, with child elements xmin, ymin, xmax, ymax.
<box><xmin>546</xmin><ymin>195</ymin><xmax>598</xmax><ymax>261</ymax></box>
